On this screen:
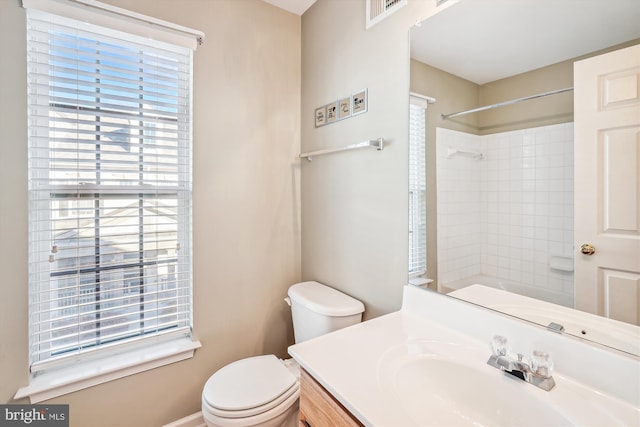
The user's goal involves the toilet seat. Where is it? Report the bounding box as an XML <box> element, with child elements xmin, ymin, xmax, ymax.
<box><xmin>202</xmin><ymin>355</ymin><xmax>299</xmax><ymax>419</ymax></box>
<box><xmin>203</xmin><ymin>381</ymin><xmax>298</xmax><ymax>419</ymax></box>
<box><xmin>202</xmin><ymin>391</ymin><xmax>299</xmax><ymax>427</ymax></box>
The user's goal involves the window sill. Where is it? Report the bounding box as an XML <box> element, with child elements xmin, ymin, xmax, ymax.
<box><xmin>15</xmin><ymin>338</ymin><xmax>201</xmax><ymax>403</ymax></box>
<box><xmin>408</xmin><ymin>277</ymin><xmax>433</xmax><ymax>287</ymax></box>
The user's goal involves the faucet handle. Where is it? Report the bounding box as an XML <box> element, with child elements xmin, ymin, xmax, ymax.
<box><xmin>531</xmin><ymin>350</ymin><xmax>554</xmax><ymax>378</ymax></box>
<box><xmin>490</xmin><ymin>335</ymin><xmax>509</xmax><ymax>356</ymax></box>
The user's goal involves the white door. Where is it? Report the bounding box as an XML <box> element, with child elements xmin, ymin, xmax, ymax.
<box><xmin>574</xmin><ymin>43</ymin><xmax>640</xmax><ymax>325</ymax></box>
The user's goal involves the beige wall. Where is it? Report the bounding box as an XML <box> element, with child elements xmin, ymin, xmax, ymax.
<box><xmin>410</xmin><ymin>57</ymin><xmax>575</xmax><ymax>137</ymax></box>
<box><xmin>410</xmin><ymin>59</ymin><xmax>480</xmax><ymax>135</ymax></box>
<box><xmin>412</xmin><ymin>40</ymin><xmax>640</xmax><ymax>137</ymax></box>
<box><xmin>0</xmin><ymin>1</ymin><xmax>301</xmax><ymax>426</ymax></box>
<box><xmin>477</xmin><ymin>61</ymin><xmax>574</xmax><ymax>134</ymax></box>
<box><xmin>300</xmin><ymin>0</ymin><xmax>436</xmax><ymax>318</ymax></box>
<box><xmin>477</xmin><ymin>38</ymin><xmax>640</xmax><ymax>134</ymax></box>
<box><xmin>0</xmin><ymin>0</ymin><xmax>30</xmax><ymax>411</ymax></box>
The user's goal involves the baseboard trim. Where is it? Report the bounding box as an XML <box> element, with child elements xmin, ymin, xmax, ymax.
<box><xmin>163</xmin><ymin>411</ymin><xmax>206</xmax><ymax>427</ymax></box>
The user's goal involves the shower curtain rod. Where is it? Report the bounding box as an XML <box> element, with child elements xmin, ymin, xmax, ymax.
<box><xmin>441</xmin><ymin>87</ymin><xmax>574</xmax><ymax>120</ymax></box>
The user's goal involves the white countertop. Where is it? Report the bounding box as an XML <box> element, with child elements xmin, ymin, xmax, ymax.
<box><xmin>290</xmin><ymin>309</ymin><xmax>438</xmax><ymax>426</ymax></box>
<box><xmin>288</xmin><ymin>286</ymin><xmax>640</xmax><ymax>426</ymax></box>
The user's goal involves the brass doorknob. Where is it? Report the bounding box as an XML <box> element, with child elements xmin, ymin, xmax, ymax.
<box><xmin>580</xmin><ymin>244</ymin><xmax>596</xmax><ymax>255</ymax></box>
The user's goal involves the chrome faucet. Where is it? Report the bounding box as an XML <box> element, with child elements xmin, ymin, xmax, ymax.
<box><xmin>487</xmin><ymin>335</ymin><xmax>556</xmax><ymax>391</ymax></box>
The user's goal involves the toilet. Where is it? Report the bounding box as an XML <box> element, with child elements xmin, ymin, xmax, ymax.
<box><xmin>201</xmin><ymin>281</ymin><xmax>365</xmax><ymax>427</ymax></box>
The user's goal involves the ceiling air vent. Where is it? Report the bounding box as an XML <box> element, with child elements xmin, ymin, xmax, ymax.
<box><xmin>366</xmin><ymin>0</ymin><xmax>407</xmax><ymax>29</ymax></box>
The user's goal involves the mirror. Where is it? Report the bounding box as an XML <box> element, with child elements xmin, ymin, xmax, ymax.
<box><xmin>409</xmin><ymin>0</ymin><xmax>640</xmax><ymax>355</ymax></box>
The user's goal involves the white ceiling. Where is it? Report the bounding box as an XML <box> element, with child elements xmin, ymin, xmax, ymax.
<box><xmin>262</xmin><ymin>0</ymin><xmax>316</xmax><ymax>15</ymax></box>
<box><xmin>411</xmin><ymin>0</ymin><xmax>640</xmax><ymax>84</ymax></box>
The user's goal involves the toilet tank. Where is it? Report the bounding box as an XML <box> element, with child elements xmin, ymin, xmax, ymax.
<box><xmin>288</xmin><ymin>281</ymin><xmax>365</xmax><ymax>343</ymax></box>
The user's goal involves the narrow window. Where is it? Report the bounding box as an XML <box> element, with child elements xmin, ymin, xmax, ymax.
<box><xmin>409</xmin><ymin>95</ymin><xmax>427</xmax><ymax>277</ymax></box>
<box><xmin>27</xmin><ymin>8</ymin><xmax>193</xmax><ymax>371</ymax></box>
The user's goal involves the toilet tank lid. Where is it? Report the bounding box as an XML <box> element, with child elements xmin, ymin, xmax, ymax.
<box><xmin>288</xmin><ymin>281</ymin><xmax>365</xmax><ymax>316</ymax></box>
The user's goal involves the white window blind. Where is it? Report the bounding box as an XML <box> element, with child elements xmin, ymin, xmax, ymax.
<box><xmin>409</xmin><ymin>95</ymin><xmax>427</xmax><ymax>276</ymax></box>
<box><xmin>27</xmin><ymin>9</ymin><xmax>193</xmax><ymax>371</ymax></box>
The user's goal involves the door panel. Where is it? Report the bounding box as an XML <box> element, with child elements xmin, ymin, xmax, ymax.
<box><xmin>574</xmin><ymin>44</ymin><xmax>640</xmax><ymax>325</ymax></box>
<box><xmin>600</xmin><ymin>127</ymin><xmax>639</xmax><ymax>234</ymax></box>
<box><xmin>601</xmin><ymin>269</ymin><xmax>640</xmax><ymax>325</ymax></box>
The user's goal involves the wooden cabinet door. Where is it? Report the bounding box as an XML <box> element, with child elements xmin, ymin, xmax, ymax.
<box><xmin>299</xmin><ymin>369</ymin><xmax>362</xmax><ymax>427</ymax></box>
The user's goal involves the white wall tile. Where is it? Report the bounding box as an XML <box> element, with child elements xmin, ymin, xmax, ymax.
<box><xmin>437</xmin><ymin>124</ymin><xmax>574</xmax><ymax>304</ymax></box>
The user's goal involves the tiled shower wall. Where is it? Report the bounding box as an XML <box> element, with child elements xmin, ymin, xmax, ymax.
<box><xmin>436</xmin><ymin>129</ymin><xmax>484</xmax><ymax>282</ymax></box>
<box><xmin>437</xmin><ymin>123</ymin><xmax>574</xmax><ymax>305</ymax></box>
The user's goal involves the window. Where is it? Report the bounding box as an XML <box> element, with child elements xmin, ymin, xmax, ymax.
<box><xmin>27</xmin><ymin>8</ymin><xmax>193</xmax><ymax>372</ymax></box>
<box><xmin>409</xmin><ymin>95</ymin><xmax>427</xmax><ymax>276</ymax></box>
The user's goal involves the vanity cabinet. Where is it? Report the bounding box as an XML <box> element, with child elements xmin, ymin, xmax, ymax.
<box><xmin>299</xmin><ymin>369</ymin><xmax>362</xmax><ymax>427</ymax></box>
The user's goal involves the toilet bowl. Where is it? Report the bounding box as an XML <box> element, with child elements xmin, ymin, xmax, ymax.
<box><xmin>201</xmin><ymin>281</ymin><xmax>364</xmax><ymax>427</ymax></box>
<box><xmin>202</xmin><ymin>355</ymin><xmax>299</xmax><ymax>427</ymax></box>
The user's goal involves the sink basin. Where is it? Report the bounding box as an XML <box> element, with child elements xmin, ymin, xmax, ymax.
<box><xmin>378</xmin><ymin>340</ymin><xmax>571</xmax><ymax>426</ymax></box>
